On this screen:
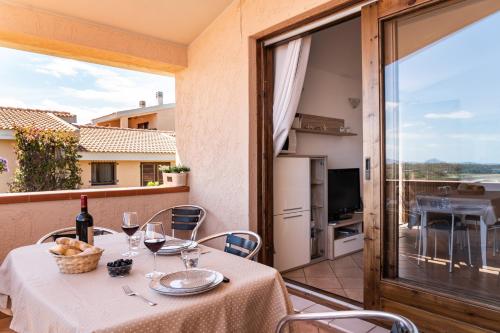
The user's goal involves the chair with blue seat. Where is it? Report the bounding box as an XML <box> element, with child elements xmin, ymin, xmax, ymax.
<box><xmin>197</xmin><ymin>230</ymin><xmax>262</xmax><ymax>260</ymax></box>
<box><xmin>141</xmin><ymin>205</ymin><xmax>206</xmax><ymax>241</ymax></box>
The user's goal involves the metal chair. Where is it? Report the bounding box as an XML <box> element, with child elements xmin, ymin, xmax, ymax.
<box><xmin>275</xmin><ymin>310</ymin><xmax>418</xmax><ymax>333</ymax></box>
<box><xmin>36</xmin><ymin>226</ymin><xmax>118</xmax><ymax>244</ymax></box>
<box><xmin>141</xmin><ymin>205</ymin><xmax>206</xmax><ymax>241</ymax></box>
<box><xmin>197</xmin><ymin>230</ymin><xmax>262</xmax><ymax>260</ymax></box>
<box><xmin>490</xmin><ymin>221</ymin><xmax>500</xmax><ymax>256</ymax></box>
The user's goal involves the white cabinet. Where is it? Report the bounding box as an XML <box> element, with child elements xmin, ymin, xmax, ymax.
<box><xmin>273</xmin><ymin>157</ymin><xmax>310</xmax><ymax>215</ymax></box>
<box><xmin>273</xmin><ymin>210</ymin><xmax>311</xmax><ymax>271</ymax></box>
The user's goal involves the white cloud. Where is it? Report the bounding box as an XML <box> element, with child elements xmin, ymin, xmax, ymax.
<box><xmin>424</xmin><ymin>110</ymin><xmax>473</xmax><ymax>119</ymax></box>
<box><xmin>33</xmin><ymin>99</ymin><xmax>118</xmax><ymax>125</ymax></box>
<box><xmin>0</xmin><ymin>97</ymin><xmax>27</xmax><ymax>108</ymax></box>
<box><xmin>34</xmin><ymin>58</ymin><xmax>114</xmax><ymax>78</ymax></box>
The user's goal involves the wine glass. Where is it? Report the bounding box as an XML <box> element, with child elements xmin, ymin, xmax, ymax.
<box><xmin>122</xmin><ymin>212</ymin><xmax>140</xmax><ymax>257</ymax></box>
<box><xmin>144</xmin><ymin>222</ymin><xmax>166</xmax><ymax>279</ymax></box>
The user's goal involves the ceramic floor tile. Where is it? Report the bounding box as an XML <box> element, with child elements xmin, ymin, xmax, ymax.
<box><xmin>368</xmin><ymin>326</ymin><xmax>390</xmax><ymax>333</ymax></box>
<box><xmin>288</xmin><ymin>276</ymin><xmax>307</xmax><ymax>284</ymax></box>
<box><xmin>338</xmin><ymin>278</ymin><xmax>363</xmax><ymax>289</ymax></box>
<box><xmin>327</xmin><ymin>288</ymin><xmax>347</xmax><ymax>297</ymax></box>
<box><xmin>343</xmin><ymin>288</ymin><xmax>363</xmax><ymax>303</ymax></box>
<box><xmin>351</xmin><ymin>252</ymin><xmax>364</xmax><ymax>269</ymax></box>
<box><xmin>304</xmin><ymin>261</ymin><xmax>334</xmax><ymax>277</ymax></box>
<box><xmin>332</xmin><ymin>266</ymin><xmax>363</xmax><ymax>278</ymax></box>
<box><xmin>329</xmin><ymin>318</ymin><xmax>376</xmax><ymax>333</ymax></box>
<box><xmin>306</xmin><ymin>277</ymin><xmax>342</xmax><ymax>291</ymax></box>
<box><xmin>289</xmin><ymin>294</ymin><xmax>316</xmax><ymax>312</ymax></box>
<box><xmin>330</xmin><ymin>256</ymin><xmax>358</xmax><ymax>270</ymax></box>
<box><xmin>283</xmin><ymin>268</ymin><xmax>305</xmax><ymax>278</ymax></box>
<box><xmin>292</xmin><ymin>321</ymin><xmax>320</xmax><ymax>333</ymax></box>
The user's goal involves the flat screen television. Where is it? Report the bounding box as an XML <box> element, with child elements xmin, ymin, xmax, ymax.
<box><xmin>328</xmin><ymin>168</ymin><xmax>361</xmax><ymax>221</ymax></box>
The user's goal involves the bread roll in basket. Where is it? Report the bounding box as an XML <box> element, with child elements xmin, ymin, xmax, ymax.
<box><xmin>49</xmin><ymin>237</ymin><xmax>104</xmax><ymax>274</ymax></box>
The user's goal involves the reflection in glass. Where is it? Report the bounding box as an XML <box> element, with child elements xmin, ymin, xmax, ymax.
<box><xmin>384</xmin><ymin>0</ymin><xmax>500</xmax><ymax>304</ymax></box>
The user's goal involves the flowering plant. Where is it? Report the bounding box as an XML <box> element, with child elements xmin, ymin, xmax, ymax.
<box><xmin>0</xmin><ymin>157</ymin><xmax>7</xmax><ymax>174</ymax></box>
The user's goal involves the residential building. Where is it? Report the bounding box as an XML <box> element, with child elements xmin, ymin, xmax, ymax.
<box><xmin>1</xmin><ymin>1</ymin><xmax>499</xmax><ymax>332</ymax></box>
<box><xmin>92</xmin><ymin>91</ymin><xmax>175</xmax><ymax>131</ymax></box>
<box><xmin>0</xmin><ymin>107</ymin><xmax>175</xmax><ymax>192</ymax></box>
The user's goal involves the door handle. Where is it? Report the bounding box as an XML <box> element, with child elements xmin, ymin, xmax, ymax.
<box><xmin>284</xmin><ymin>214</ymin><xmax>303</xmax><ymax>219</ymax></box>
<box><xmin>284</xmin><ymin>207</ymin><xmax>302</xmax><ymax>211</ymax></box>
<box><xmin>343</xmin><ymin>238</ymin><xmax>356</xmax><ymax>243</ymax></box>
<box><xmin>365</xmin><ymin>157</ymin><xmax>371</xmax><ymax>180</ymax></box>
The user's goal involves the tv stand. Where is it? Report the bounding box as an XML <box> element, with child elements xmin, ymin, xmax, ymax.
<box><xmin>327</xmin><ymin>214</ymin><xmax>363</xmax><ymax>260</ymax></box>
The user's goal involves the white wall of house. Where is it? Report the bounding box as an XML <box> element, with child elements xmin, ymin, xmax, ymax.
<box><xmin>295</xmin><ymin>18</ymin><xmax>363</xmax><ymax>197</ymax></box>
<box><xmin>175</xmin><ymin>0</ymin><xmax>333</xmax><ymax>237</ymax></box>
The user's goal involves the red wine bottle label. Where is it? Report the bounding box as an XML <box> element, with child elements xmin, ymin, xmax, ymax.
<box><xmin>87</xmin><ymin>226</ymin><xmax>94</xmax><ymax>245</ymax></box>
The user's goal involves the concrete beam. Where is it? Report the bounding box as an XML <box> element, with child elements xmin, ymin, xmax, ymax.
<box><xmin>0</xmin><ymin>1</ymin><xmax>187</xmax><ymax>74</ymax></box>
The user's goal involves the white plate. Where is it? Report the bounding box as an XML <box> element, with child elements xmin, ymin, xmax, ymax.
<box><xmin>160</xmin><ymin>269</ymin><xmax>216</xmax><ymax>291</ymax></box>
<box><xmin>150</xmin><ymin>270</ymin><xmax>223</xmax><ymax>296</ymax></box>
<box><xmin>157</xmin><ymin>240</ymin><xmax>198</xmax><ymax>256</ymax></box>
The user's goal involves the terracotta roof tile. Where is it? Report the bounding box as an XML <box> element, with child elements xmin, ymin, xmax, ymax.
<box><xmin>0</xmin><ymin>106</ymin><xmax>77</xmax><ymax>132</ymax></box>
<box><xmin>78</xmin><ymin>125</ymin><xmax>176</xmax><ymax>154</ymax></box>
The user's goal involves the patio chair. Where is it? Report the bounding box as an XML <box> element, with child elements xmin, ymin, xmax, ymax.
<box><xmin>490</xmin><ymin>220</ymin><xmax>500</xmax><ymax>256</ymax></box>
<box><xmin>197</xmin><ymin>230</ymin><xmax>262</xmax><ymax>260</ymax></box>
<box><xmin>275</xmin><ymin>310</ymin><xmax>418</xmax><ymax>333</ymax></box>
<box><xmin>140</xmin><ymin>205</ymin><xmax>206</xmax><ymax>241</ymax></box>
<box><xmin>36</xmin><ymin>226</ymin><xmax>118</xmax><ymax>244</ymax></box>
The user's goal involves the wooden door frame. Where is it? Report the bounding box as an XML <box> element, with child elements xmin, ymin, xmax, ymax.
<box><xmin>252</xmin><ymin>0</ymin><xmax>500</xmax><ymax>331</ymax></box>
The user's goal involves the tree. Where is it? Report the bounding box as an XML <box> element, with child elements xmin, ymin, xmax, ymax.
<box><xmin>9</xmin><ymin>127</ymin><xmax>82</xmax><ymax>192</ymax></box>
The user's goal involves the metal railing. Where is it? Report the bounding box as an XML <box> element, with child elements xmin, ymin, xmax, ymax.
<box><xmin>275</xmin><ymin>310</ymin><xmax>418</xmax><ymax>333</ymax></box>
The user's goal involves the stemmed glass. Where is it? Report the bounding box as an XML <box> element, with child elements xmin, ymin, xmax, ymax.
<box><xmin>144</xmin><ymin>222</ymin><xmax>166</xmax><ymax>279</ymax></box>
<box><xmin>122</xmin><ymin>212</ymin><xmax>139</xmax><ymax>257</ymax></box>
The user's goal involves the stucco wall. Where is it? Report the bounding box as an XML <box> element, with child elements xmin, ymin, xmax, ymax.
<box><xmin>0</xmin><ymin>140</ymin><xmax>17</xmax><ymax>193</ymax></box>
<box><xmin>0</xmin><ymin>190</ymin><xmax>188</xmax><ymax>261</ymax></box>
<box><xmin>80</xmin><ymin>160</ymin><xmax>142</xmax><ymax>188</ymax></box>
<box><xmin>175</xmin><ymin>0</ymin><xmax>333</xmax><ymax>237</ymax></box>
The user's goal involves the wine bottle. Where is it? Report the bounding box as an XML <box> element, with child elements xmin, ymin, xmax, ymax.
<box><xmin>76</xmin><ymin>195</ymin><xmax>94</xmax><ymax>245</ymax></box>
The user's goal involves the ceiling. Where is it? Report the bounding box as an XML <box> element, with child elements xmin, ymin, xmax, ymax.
<box><xmin>9</xmin><ymin>0</ymin><xmax>234</xmax><ymax>45</ymax></box>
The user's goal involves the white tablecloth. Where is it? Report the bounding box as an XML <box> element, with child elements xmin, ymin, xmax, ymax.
<box><xmin>0</xmin><ymin>234</ymin><xmax>292</xmax><ymax>333</ymax></box>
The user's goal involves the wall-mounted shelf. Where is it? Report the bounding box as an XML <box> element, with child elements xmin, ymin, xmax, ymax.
<box><xmin>292</xmin><ymin>113</ymin><xmax>357</xmax><ymax>136</ymax></box>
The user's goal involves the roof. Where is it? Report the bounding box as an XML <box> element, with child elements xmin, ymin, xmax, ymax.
<box><xmin>92</xmin><ymin>103</ymin><xmax>175</xmax><ymax>124</ymax></box>
<box><xmin>78</xmin><ymin>125</ymin><xmax>176</xmax><ymax>154</ymax></box>
<box><xmin>0</xmin><ymin>106</ymin><xmax>77</xmax><ymax>132</ymax></box>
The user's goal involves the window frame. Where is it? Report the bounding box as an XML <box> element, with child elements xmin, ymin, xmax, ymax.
<box><xmin>90</xmin><ymin>162</ymin><xmax>117</xmax><ymax>186</ymax></box>
<box><xmin>140</xmin><ymin>162</ymin><xmax>170</xmax><ymax>186</ymax></box>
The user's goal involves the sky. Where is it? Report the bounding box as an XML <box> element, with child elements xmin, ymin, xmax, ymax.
<box><xmin>385</xmin><ymin>11</ymin><xmax>500</xmax><ymax>164</ymax></box>
<box><xmin>0</xmin><ymin>47</ymin><xmax>175</xmax><ymax>124</ymax></box>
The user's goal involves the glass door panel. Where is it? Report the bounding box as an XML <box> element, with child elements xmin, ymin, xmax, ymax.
<box><xmin>383</xmin><ymin>0</ymin><xmax>500</xmax><ymax>305</ymax></box>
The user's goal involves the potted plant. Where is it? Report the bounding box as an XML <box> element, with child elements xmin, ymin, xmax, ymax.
<box><xmin>159</xmin><ymin>165</ymin><xmax>190</xmax><ymax>187</ymax></box>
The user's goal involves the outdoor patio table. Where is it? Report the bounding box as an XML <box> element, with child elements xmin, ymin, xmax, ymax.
<box><xmin>0</xmin><ymin>233</ymin><xmax>292</xmax><ymax>333</ymax></box>
<box><xmin>416</xmin><ymin>191</ymin><xmax>500</xmax><ymax>268</ymax></box>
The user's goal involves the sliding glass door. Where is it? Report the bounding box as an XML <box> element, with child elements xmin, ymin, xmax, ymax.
<box><xmin>383</xmin><ymin>0</ymin><xmax>500</xmax><ymax>305</ymax></box>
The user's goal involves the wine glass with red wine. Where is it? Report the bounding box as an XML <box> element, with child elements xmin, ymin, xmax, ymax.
<box><xmin>122</xmin><ymin>212</ymin><xmax>140</xmax><ymax>257</ymax></box>
<box><xmin>144</xmin><ymin>222</ymin><xmax>166</xmax><ymax>279</ymax></box>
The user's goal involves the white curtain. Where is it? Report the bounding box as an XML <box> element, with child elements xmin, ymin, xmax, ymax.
<box><xmin>272</xmin><ymin>36</ymin><xmax>312</xmax><ymax>156</ymax></box>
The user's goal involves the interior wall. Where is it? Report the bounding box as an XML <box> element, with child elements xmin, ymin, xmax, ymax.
<box><xmin>175</xmin><ymin>0</ymin><xmax>337</xmax><ymax>237</ymax></box>
<box><xmin>295</xmin><ymin>17</ymin><xmax>364</xmax><ymax>197</ymax></box>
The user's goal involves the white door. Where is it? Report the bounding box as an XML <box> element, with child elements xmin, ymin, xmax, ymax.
<box><xmin>274</xmin><ymin>210</ymin><xmax>311</xmax><ymax>271</ymax></box>
<box><xmin>273</xmin><ymin>157</ymin><xmax>310</xmax><ymax>215</ymax></box>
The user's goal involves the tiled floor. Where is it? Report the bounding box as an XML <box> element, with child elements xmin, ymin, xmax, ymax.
<box><xmin>289</xmin><ymin>294</ymin><xmax>389</xmax><ymax>333</ymax></box>
<box><xmin>283</xmin><ymin>251</ymin><xmax>364</xmax><ymax>303</ymax></box>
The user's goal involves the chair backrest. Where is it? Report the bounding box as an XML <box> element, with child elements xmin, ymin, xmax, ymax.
<box><xmin>275</xmin><ymin>310</ymin><xmax>418</xmax><ymax>333</ymax></box>
<box><xmin>36</xmin><ymin>226</ymin><xmax>118</xmax><ymax>244</ymax></box>
<box><xmin>197</xmin><ymin>230</ymin><xmax>262</xmax><ymax>260</ymax></box>
<box><xmin>141</xmin><ymin>205</ymin><xmax>206</xmax><ymax>241</ymax></box>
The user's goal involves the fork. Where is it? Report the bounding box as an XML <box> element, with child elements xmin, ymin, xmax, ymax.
<box><xmin>122</xmin><ymin>285</ymin><xmax>157</xmax><ymax>306</ymax></box>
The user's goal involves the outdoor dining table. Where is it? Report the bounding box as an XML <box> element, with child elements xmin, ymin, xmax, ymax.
<box><xmin>0</xmin><ymin>233</ymin><xmax>292</xmax><ymax>333</ymax></box>
<box><xmin>416</xmin><ymin>191</ymin><xmax>500</xmax><ymax>268</ymax></box>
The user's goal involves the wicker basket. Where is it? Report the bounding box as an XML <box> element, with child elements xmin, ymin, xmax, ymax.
<box><xmin>51</xmin><ymin>248</ymin><xmax>104</xmax><ymax>274</ymax></box>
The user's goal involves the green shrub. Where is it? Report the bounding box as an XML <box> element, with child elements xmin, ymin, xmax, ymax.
<box><xmin>9</xmin><ymin>127</ymin><xmax>82</xmax><ymax>192</ymax></box>
<box><xmin>159</xmin><ymin>165</ymin><xmax>190</xmax><ymax>173</ymax></box>
<box><xmin>146</xmin><ymin>181</ymin><xmax>160</xmax><ymax>186</ymax></box>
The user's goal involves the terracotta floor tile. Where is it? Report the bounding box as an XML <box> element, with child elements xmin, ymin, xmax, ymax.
<box><xmin>288</xmin><ymin>276</ymin><xmax>307</xmax><ymax>284</ymax></box>
<box><xmin>367</xmin><ymin>326</ymin><xmax>390</xmax><ymax>333</ymax></box>
<box><xmin>292</xmin><ymin>321</ymin><xmax>319</xmax><ymax>333</ymax></box>
<box><xmin>327</xmin><ymin>288</ymin><xmax>347</xmax><ymax>297</ymax></box>
<box><xmin>338</xmin><ymin>278</ymin><xmax>363</xmax><ymax>289</ymax></box>
<box><xmin>343</xmin><ymin>288</ymin><xmax>363</xmax><ymax>303</ymax></box>
<box><xmin>304</xmin><ymin>261</ymin><xmax>334</xmax><ymax>277</ymax></box>
<box><xmin>306</xmin><ymin>277</ymin><xmax>342</xmax><ymax>291</ymax></box>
